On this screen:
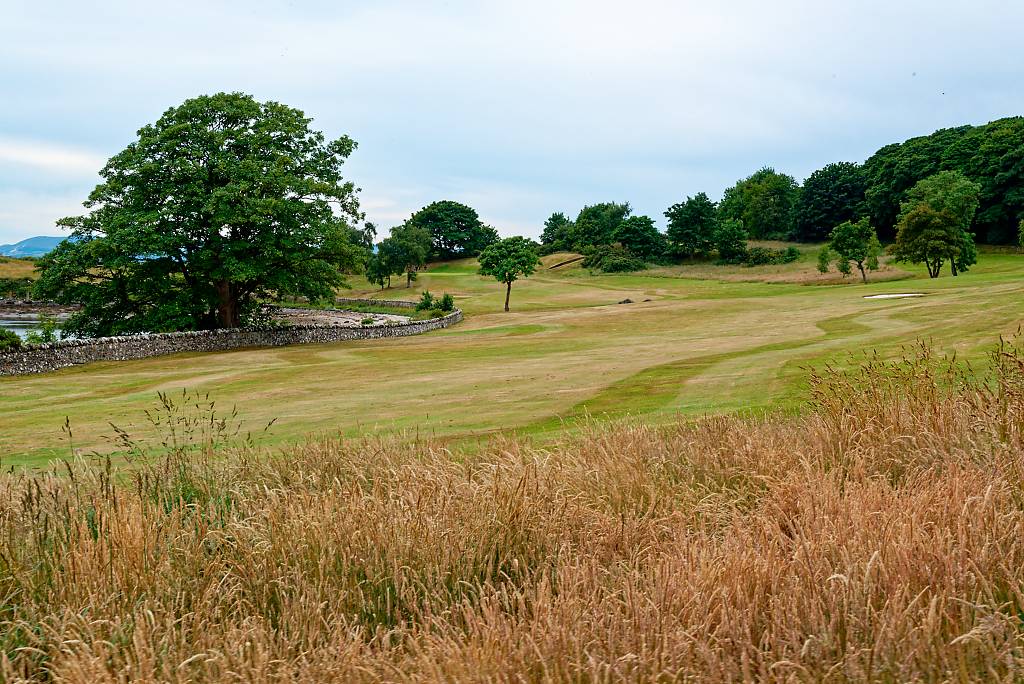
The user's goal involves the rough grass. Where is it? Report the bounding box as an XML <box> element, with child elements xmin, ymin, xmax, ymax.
<box><xmin>0</xmin><ymin>341</ymin><xmax>1023</xmax><ymax>681</ymax></box>
<box><xmin>0</xmin><ymin>257</ymin><xmax>37</xmax><ymax>280</ymax></box>
<box><xmin>3</xmin><ymin>250</ymin><xmax>1024</xmax><ymax>464</ymax></box>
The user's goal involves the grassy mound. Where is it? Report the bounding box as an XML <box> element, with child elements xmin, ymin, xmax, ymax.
<box><xmin>1</xmin><ymin>341</ymin><xmax>1023</xmax><ymax>680</ymax></box>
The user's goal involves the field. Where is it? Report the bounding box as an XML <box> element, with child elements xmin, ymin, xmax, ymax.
<box><xmin>1</xmin><ymin>342</ymin><xmax>1023</xmax><ymax>680</ymax></box>
<box><xmin>3</xmin><ymin>246</ymin><xmax>1024</xmax><ymax>465</ymax></box>
<box><xmin>0</xmin><ymin>257</ymin><xmax>37</xmax><ymax>280</ymax></box>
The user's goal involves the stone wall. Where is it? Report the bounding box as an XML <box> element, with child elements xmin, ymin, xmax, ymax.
<box><xmin>1</xmin><ymin>304</ymin><xmax>462</xmax><ymax>377</ymax></box>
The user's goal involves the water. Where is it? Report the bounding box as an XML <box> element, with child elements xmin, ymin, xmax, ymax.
<box><xmin>0</xmin><ymin>316</ymin><xmax>65</xmax><ymax>341</ymax></box>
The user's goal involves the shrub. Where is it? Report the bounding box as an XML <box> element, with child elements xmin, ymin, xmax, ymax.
<box><xmin>0</xmin><ymin>277</ymin><xmax>33</xmax><ymax>298</ymax></box>
<box><xmin>415</xmin><ymin>290</ymin><xmax>435</xmax><ymax>311</ymax></box>
<box><xmin>24</xmin><ymin>314</ymin><xmax>60</xmax><ymax>344</ymax></box>
<box><xmin>582</xmin><ymin>244</ymin><xmax>646</xmax><ymax>273</ymax></box>
<box><xmin>742</xmin><ymin>246</ymin><xmax>776</xmax><ymax>266</ymax></box>
<box><xmin>439</xmin><ymin>293</ymin><xmax>455</xmax><ymax>312</ymax></box>
<box><xmin>738</xmin><ymin>245</ymin><xmax>802</xmax><ymax>267</ymax></box>
<box><xmin>0</xmin><ymin>328</ymin><xmax>21</xmax><ymax>351</ymax></box>
<box><xmin>361</xmin><ymin>317</ymin><xmax>376</xmax><ymax>326</ymax></box>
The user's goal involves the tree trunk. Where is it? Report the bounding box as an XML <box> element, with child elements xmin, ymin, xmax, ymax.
<box><xmin>857</xmin><ymin>262</ymin><xmax>867</xmax><ymax>283</ymax></box>
<box><xmin>504</xmin><ymin>281</ymin><xmax>512</xmax><ymax>312</ymax></box>
<box><xmin>950</xmin><ymin>258</ymin><xmax>959</xmax><ymax>276</ymax></box>
<box><xmin>407</xmin><ymin>271</ymin><xmax>413</xmax><ymax>287</ymax></box>
<box><xmin>215</xmin><ymin>280</ymin><xmax>241</xmax><ymax>328</ymax></box>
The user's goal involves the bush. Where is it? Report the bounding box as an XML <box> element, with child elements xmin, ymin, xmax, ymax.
<box><xmin>439</xmin><ymin>293</ymin><xmax>455</xmax><ymax>312</ymax></box>
<box><xmin>0</xmin><ymin>277</ymin><xmax>33</xmax><ymax>298</ymax></box>
<box><xmin>738</xmin><ymin>245</ymin><xmax>802</xmax><ymax>267</ymax></box>
<box><xmin>415</xmin><ymin>290</ymin><xmax>435</xmax><ymax>311</ymax></box>
<box><xmin>24</xmin><ymin>314</ymin><xmax>60</xmax><ymax>344</ymax></box>
<box><xmin>0</xmin><ymin>328</ymin><xmax>22</xmax><ymax>351</ymax></box>
<box><xmin>582</xmin><ymin>244</ymin><xmax>646</xmax><ymax>273</ymax></box>
<box><xmin>360</xmin><ymin>317</ymin><xmax>376</xmax><ymax>326</ymax></box>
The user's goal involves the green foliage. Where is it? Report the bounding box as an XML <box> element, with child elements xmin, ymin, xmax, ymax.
<box><xmin>365</xmin><ymin>254</ymin><xmax>392</xmax><ymax>289</ymax></box>
<box><xmin>539</xmin><ymin>212</ymin><xmax>575</xmax><ymax>253</ymax></box>
<box><xmin>795</xmin><ymin>162</ymin><xmax>867</xmax><ymax>242</ymax></box>
<box><xmin>439</xmin><ymin>293</ymin><xmax>455</xmax><ymax>312</ymax></box>
<box><xmin>477</xmin><ymin>236</ymin><xmax>540</xmax><ymax>311</ymax></box>
<box><xmin>415</xmin><ymin>290</ymin><xmax>435</xmax><ymax>311</ymax></box>
<box><xmin>1019</xmin><ymin>219</ymin><xmax>1024</xmax><ymax>251</ymax></box>
<box><xmin>582</xmin><ymin>244</ymin><xmax>647</xmax><ymax>273</ymax></box>
<box><xmin>891</xmin><ymin>205</ymin><xmax>961</xmax><ymax>278</ymax></box>
<box><xmin>0</xmin><ymin>328</ymin><xmax>22</xmax><ymax>351</ymax></box>
<box><xmin>827</xmin><ymin>218</ymin><xmax>881</xmax><ymax>282</ymax></box>
<box><xmin>718</xmin><ymin>167</ymin><xmax>800</xmax><ymax>239</ymax></box>
<box><xmin>713</xmin><ymin>219</ymin><xmax>748</xmax><ymax>264</ymax></box>
<box><xmin>360</xmin><ymin>317</ymin><xmax>375</xmax><ymax>326</ymax></box>
<box><xmin>0</xmin><ymin>277</ymin><xmax>33</xmax><ymax>298</ymax></box>
<box><xmin>24</xmin><ymin>314</ymin><xmax>61</xmax><ymax>344</ymax></box>
<box><xmin>407</xmin><ymin>201</ymin><xmax>498</xmax><ymax>259</ymax></box>
<box><xmin>611</xmin><ymin>216</ymin><xmax>666</xmax><ymax>259</ymax></box>
<box><xmin>893</xmin><ymin>171</ymin><xmax>981</xmax><ymax>276</ymax></box>
<box><xmin>573</xmin><ymin>203</ymin><xmax>632</xmax><ymax>250</ymax></box>
<box><xmin>33</xmin><ymin>92</ymin><xmax>363</xmax><ymax>336</ymax></box>
<box><xmin>863</xmin><ymin>117</ymin><xmax>1024</xmax><ymax>243</ymax></box>
<box><xmin>665</xmin><ymin>192</ymin><xmax>718</xmax><ymax>258</ymax></box>
<box><xmin>817</xmin><ymin>245</ymin><xmax>832</xmax><ymax>273</ymax></box>
<box><xmin>741</xmin><ymin>246</ymin><xmax>801</xmax><ymax>267</ymax></box>
<box><xmin>380</xmin><ymin>223</ymin><xmax>432</xmax><ymax>287</ymax></box>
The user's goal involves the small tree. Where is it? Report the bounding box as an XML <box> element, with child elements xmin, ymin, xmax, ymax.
<box><xmin>665</xmin><ymin>192</ymin><xmax>718</xmax><ymax>258</ymax></box>
<box><xmin>714</xmin><ymin>219</ymin><xmax>748</xmax><ymax>264</ymax></box>
<box><xmin>381</xmin><ymin>224</ymin><xmax>431</xmax><ymax>287</ymax></box>
<box><xmin>611</xmin><ymin>216</ymin><xmax>666</xmax><ymax>260</ymax></box>
<box><xmin>827</xmin><ymin>218</ymin><xmax>881</xmax><ymax>283</ymax></box>
<box><xmin>896</xmin><ymin>171</ymin><xmax>980</xmax><ymax>276</ymax></box>
<box><xmin>816</xmin><ymin>245</ymin><xmax>832</xmax><ymax>274</ymax></box>
<box><xmin>365</xmin><ymin>254</ymin><xmax>391</xmax><ymax>289</ymax></box>
<box><xmin>477</xmin><ymin>236</ymin><xmax>540</xmax><ymax>311</ymax></box>
<box><xmin>1018</xmin><ymin>218</ymin><xmax>1024</xmax><ymax>252</ymax></box>
<box><xmin>891</xmin><ymin>205</ymin><xmax>960</xmax><ymax>278</ymax></box>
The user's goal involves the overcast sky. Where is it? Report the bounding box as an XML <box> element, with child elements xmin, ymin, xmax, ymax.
<box><xmin>2</xmin><ymin>0</ymin><xmax>1023</xmax><ymax>244</ymax></box>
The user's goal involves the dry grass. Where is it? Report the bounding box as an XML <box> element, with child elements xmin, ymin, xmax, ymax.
<box><xmin>1</xmin><ymin>341</ymin><xmax>1024</xmax><ymax>681</ymax></box>
<box><xmin>0</xmin><ymin>258</ymin><xmax>37</xmax><ymax>280</ymax></box>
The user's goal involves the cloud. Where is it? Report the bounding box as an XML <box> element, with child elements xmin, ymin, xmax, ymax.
<box><xmin>1</xmin><ymin>0</ymin><xmax>1023</xmax><ymax>244</ymax></box>
<box><xmin>0</xmin><ymin>137</ymin><xmax>106</xmax><ymax>177</ymax></box>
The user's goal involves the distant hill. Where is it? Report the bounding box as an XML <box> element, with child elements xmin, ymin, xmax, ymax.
<box><xmin>0</xmin><ymin>236</ymin><xmax>64</xmax><ymax>258</ymax></box>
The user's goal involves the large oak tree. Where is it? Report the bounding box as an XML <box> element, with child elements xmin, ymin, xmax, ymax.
<box><xmin>35</xmin><ymin>92</ymin><xmax>364</xmax><ymax>336</ymax></box>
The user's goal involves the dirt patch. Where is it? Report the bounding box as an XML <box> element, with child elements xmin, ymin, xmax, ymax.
<box><xmin>272</xmin><ymin>307</ymin><xmax>410</xmax><ymax>327</ymax></box>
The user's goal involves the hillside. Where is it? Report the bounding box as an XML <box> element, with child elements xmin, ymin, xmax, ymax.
<box><xmin>0</xmin><ymin>236</ymin><xmax>63</xmax><ymax>258</ymax></box>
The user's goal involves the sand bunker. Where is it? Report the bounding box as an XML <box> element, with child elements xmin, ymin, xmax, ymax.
<box><xmin>863</xmin><ymin>293</ymin><xmax>925</xmax><ymax>300</ymax></box>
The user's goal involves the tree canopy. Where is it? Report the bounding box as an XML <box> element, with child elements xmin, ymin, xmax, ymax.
<box><xmin>863</xmin><ymin>117</ymin><xmax>1024</xmax><ymax>243</ymax></box>
<box><xmin>539</xmin><ymin>212</ymin><xmax>575</xmax><ymax>253</ymax></box>
<box><xmin>407</xmin><ymin>200</ymin><xmax>498</xmax><ymax>259</ymax></box>
<box><xmin>477</xmin><ymin>236</ymin><xmax>540</xmax><ymax>311</ymax></box>
<box><xmin>34</xmin><ymin>92</ymin><xmax>363</xmax><ymax>335</ymax></box>
<box><xmin>612</xmin><ymin>215</ymin><xmax>666</xmax><ymax>259</ymax></box>
<box><xmin>892</xmin><ymin>171</ymin><xmax>980</xmax><ymax>276</ymax></box>
<box><xmin>665</xmin><ymin>192</ymin><xmax>717</xmax><ymax>258</ymax></box>
<box><xmin>794</xmin><ymin>162</ymin><xmax>867</xmax><ymax>242</ymax></box>
<box><xmin>826</xmin><ymin>218</ymin><xmax>881</xmax><ymax>282</ymax></box>
<box><xmin>573</xmin><ymin>202</ymin><xmax>632</xmax><ymax>250</ymax></box>
<box><xmin>718</xmin><ymin>168</ymin><xmax>800</xmax><ymax>240</ymax></box>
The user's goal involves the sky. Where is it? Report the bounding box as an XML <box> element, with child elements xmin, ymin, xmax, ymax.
<box><xmin>2</xmin><ymin>0</ymin><xmax>1023</xmax><ymax>244</ymax></box>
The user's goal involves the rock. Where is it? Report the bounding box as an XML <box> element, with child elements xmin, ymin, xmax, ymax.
<box><xmin>618</xmin><ymin>299</ymin><xmax>633</xmax><ymax>304</ymax></box>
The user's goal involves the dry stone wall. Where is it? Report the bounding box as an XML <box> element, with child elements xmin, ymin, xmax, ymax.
<box><xmin>1</xmin><ymin>304</ymin><xmax>461</xmax><ymax>377</ymax></box>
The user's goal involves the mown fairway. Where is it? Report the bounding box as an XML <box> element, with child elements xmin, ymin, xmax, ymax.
<box><xmin>3</xmin><ymin>248</ymin><xmax>1024</xmax><ymax>465</ymax></box>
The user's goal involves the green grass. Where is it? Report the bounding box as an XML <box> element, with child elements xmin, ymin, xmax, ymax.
<box><xmin>3</xmin><ymin>248</ymin><xmax>1024</xmax><ymax>466</ymax></box>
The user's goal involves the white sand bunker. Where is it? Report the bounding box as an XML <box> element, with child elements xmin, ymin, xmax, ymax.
<box><xmin>863</xmin><ymin>293</ymin><xmax>925</xmax><ymax>300</ymax></box>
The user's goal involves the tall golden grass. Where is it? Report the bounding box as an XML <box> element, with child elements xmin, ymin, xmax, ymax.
<box><xmin>1</xmin><ymin>340</ymin><xmax>1023</xmax><ymax>682</ymax></box>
